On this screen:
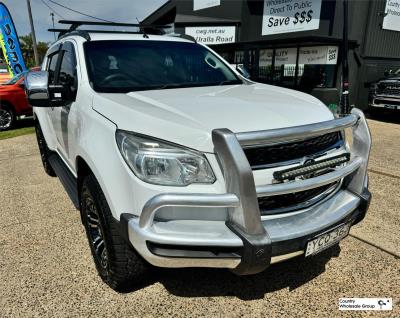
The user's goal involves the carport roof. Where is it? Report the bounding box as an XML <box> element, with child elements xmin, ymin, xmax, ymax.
<box><xmin>141</xmin><ymin>1</ymin><xmax>240</xmax><ymax>26</ymax></box>
<box><xmin>174</xmin><ymin>14</ymin><xmax>240</xmax><ymax>25</ymax></box>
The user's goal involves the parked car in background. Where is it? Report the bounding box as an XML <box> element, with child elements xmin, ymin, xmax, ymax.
<box><xmin>0</xmin><ymin>63</ymin><xmax>11</xmax><ymax>84</ymax></box>
<box><xmin>0</xmin><ymin>71</ymin><xmax>32</xmax><ymax>130</ymax></box>
<box><xmin>369</xmin><ymin>68</ymin><xmax>400</xmax><ymax>114</ymax></box>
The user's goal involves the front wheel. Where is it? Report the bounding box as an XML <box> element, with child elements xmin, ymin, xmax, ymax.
<box><xmin>80</xmin><ymin>174</ymin><xmax>148</xmax><ymax>291</ymax></box>
<box><xmin>0</xmin><ymin>104</ymin><xmax>15</xmax><ymax>131</ymax></box>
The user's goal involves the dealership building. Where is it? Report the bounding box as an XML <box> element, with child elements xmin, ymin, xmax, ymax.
<box><xmin>142</xmin><ymin>0</ymin><xmax>400</xmax><ymax>110</ymax></box>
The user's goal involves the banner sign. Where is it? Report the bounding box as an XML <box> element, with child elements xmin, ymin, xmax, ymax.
<box><xmin>193</xmin><ymin>0</ymin><xmax>220</xmax><ymax>11</ymax></box>
<box><xmin>299</xmin><ymin>46</ymin><xmax>338</xmax><ymax>65</ymax></box>
<box><xmin>0</xmin><ymin>2</ymin><xmax>27</xmax><ymax>77</ymax></box>
<box><xmin>275</xmin><ymin>47</ymin><xmax>297</xmax><ymax>66</ymax></box>
<box><xmin>185</xmin><ymin>26</ymin><xmax>235</xmax><ymax>45</ymax></box>
<box><xmin>383</xmin><ymin>0</ymin><xmax>400</xmax><ymax>31</ymax></box>
<box><xmin>259</xmin><ymin>49</ymin><xmax>273</xmax><ymax>66</ymax></box>
<box><xmin>262</xmin><ymin>0</ymin><xmax>322</xmax><ymax>36</ymax></box>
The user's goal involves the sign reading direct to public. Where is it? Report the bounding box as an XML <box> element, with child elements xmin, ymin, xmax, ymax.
<box><xmin>383</xmin><ymin>0</ymin><xmax>400</xmax><ymax>31</ymax></box>
<box><xmin>262</xmin><ymin>0</ymin><xmax>322</xmax><ymax>36</ymax></box>
<box><xmin>185</xmin><ymin>26</ymin><xmax>235</xmax><ymax>45</ymax></box>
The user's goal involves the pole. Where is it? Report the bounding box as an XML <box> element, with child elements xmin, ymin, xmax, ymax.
<box><xmin>26</xmin><ymin>0</ymin><xmax>39</xmax><ymax>66</ymax></box>
<box><xmin>50</xmin><ymin>12</ymin><xmax>56</xmax><ymax>41</ymax></box>
<box><xmin>340</xmin><ymin>0</ymin><xmax>350</xmax><ymax>115</ymax></box>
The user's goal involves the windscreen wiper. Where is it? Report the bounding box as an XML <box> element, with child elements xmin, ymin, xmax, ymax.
<box><xmin>218</xmin><ymin>80</ymin><xmax>243</xmax><ymax>86</ymax></box>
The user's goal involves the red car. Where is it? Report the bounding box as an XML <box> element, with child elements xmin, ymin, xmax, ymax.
<box><xmin>0</xmin><ymin>71</ymin><xmax>32</xmax><ymax>130</ymax></box>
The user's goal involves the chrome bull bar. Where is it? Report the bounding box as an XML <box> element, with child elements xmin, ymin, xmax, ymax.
<box><xmin>135</xmin><ymin>108</ymin><xmax>371</xmax><ymax>273</ymax></box>
<box><xmin>235</xmin><ymin>112</ymin><xmax>358</xmax><ymax>146</ymax></box>
<box><xmin>138</xmin><ymin>109</ymin><xmax>371</xmax><ymax>232</ymax></box>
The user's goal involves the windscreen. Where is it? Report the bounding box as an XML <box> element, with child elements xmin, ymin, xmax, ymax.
<box><xmin>84</xmin><ymin>40</ymin><xmax>242</xmax><ymax>93</ymax></box>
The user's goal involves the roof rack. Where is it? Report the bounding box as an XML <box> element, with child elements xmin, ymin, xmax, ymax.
<box><xmin>48</xmin><ymin>29</ymin><xmax>92</xmax><ymax>41</ymax></box>
<box><xmin>50</xmin><ymin>20</ymin><xmax>172</xmax><ymax>40</ymax></box>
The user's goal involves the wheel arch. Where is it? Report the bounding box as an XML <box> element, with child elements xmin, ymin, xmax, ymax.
<box><xmin>76</xmin><ymin>155</ymin><xmax>94</xmax><ymax>199</ymax></box>
<box><xmin>0</xmin><ymin>100</ymin><xmax>16</xmax><ymax>114</ymax></box>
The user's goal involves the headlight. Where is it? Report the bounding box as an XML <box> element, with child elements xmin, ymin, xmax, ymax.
<box><xmin>116</xmin><ymin>130</ymin><xmax>216</xmax><ymax>186</ymax></box>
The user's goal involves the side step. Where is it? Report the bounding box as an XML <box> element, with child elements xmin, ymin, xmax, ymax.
<box><xmin>48</xmin><ymin>154</ymin><xmax>79</xmax><ymax>209</ymax></box>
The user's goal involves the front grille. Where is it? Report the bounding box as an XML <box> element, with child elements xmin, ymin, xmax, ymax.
<box><xmin>377</xmin><ymin>83</ymin><xmax>400</xmax><ymax>96</ymax></box>
<box><xmin>258</xmin><ymin>182</ymin><xmax>338</xmax><ymax>215</ymax></box>
<box><xmin>374</xmin><ymin>98</ymin><xmax>400</xmax><ymax>106</ymax></box>
<box><xmin>243</xmin><ymin>132</ymin><xmax>342</xmax><ymax>168</ymax></box>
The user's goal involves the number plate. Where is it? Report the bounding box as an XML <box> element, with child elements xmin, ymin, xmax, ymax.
<box><xmin>384</xmin><ymin>104</ymin><xmax>400</xmax><ymax>110</ymax></box>
<box><xmin>305</xmin><ymin>223</ymin><xmax>351</xmax><ymax>257</ymax></box>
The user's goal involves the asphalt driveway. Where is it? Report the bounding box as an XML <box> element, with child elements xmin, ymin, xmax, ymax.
<box><xmin>0</xmin><ymin>117</ymin><xmax>399</xmax><ymax>317</ymax></box>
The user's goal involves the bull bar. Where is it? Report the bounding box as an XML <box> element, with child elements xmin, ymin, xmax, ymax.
<box><xmin>125</xmin><ymin>108</ymin><xmax>372</xmax><ymax>274</ymax></box>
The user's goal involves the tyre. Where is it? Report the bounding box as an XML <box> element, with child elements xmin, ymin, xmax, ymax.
<box><xmin>80</xmin><ymin>174</ymin><xmax>148</xmax><ymax>291</ymax></box>
<box><xmin>35</xmin><ymin>121</ymin><xmax>56</xmax><ymax>177</ymax></box>
<box><xmin>0</xmin><ymin>104</ymin><xmax>15</xmax><ymax>131</ymax></box>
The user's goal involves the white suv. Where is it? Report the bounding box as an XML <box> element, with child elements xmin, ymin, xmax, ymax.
<box><xmin>26</xmin><ymin>29</ymin><xmax>372</xmax><ymax>291</ymax></box>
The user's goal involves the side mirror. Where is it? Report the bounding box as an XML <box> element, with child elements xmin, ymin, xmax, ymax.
<box><xmin>25</xmin><ymin>71</ymin><xmax>64</xmax><ymax>107</ymax></box>
<box><xmin>236</xmin><ymin>64</ymin><xmax>251</xmax><ymax>79</ymax></box>
<box><xmin>384</xmin><ymin>69</ymin><xmax>393</xmax><ymax>77</ymax></box>
<box><xmin>25</xmin><ymin>71</ymin><xmax>50</xmax><ymax>107</ymax></box>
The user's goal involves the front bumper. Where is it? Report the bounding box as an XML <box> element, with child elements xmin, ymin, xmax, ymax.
<box><xmin>122</xmin><ymin>109</ymin><xmax>372</xmax><ymax>274</ymax></box>
<box><xmin>369</xmin><ymin>96</ymin><xmax>400</xmax><ymax>109</ymax></box>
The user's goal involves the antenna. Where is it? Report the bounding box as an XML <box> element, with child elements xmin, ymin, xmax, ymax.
<box><xmin>50</xmin><ymin>12</ymin><xmax>56</xmax><ymax>40</ymax></box>
<box><xmin>136</xmin><ymin>17</ymin><xmax>148</xmax><ymax>38</ymax></box>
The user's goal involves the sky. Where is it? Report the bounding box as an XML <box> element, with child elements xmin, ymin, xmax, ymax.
<box><xmin>2</xmin><ymin>0</ymin><xmax>168</xmax><ymax>43</ymax></box>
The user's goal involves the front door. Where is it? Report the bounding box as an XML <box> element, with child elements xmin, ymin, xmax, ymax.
<box><xmin>52</xmin><ymin>41</ymin><xmax>79</xmax><ymax>164</ymax></box>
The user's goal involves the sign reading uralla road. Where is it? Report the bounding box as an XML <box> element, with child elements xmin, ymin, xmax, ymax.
<box><xmin>185</xmin><ymin>26</ymin><xmax>236</xmax><ymax>45</ymax></box>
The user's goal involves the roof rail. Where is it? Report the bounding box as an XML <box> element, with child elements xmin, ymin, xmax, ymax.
<box><xmin>168</xmin><ymin>33</ymin><xmax>196</xmax><ymax>43</ymax></box>
<box><xmin>49</xmin><ymin>20</ymin><xmax>171</xmax><ymax>39</ymax></box>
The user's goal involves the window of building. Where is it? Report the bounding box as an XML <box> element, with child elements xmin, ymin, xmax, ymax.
<box><xmin>258</xmin><ymin>49</ymin><xmax>273</xmax><ymax>82</ymax></box>
<box><xmin>253</xmin><ymin>45</ymin><xmax>338</xmax><ymax>92</ymax></box>
<box><xmin>234</xmin><ymin>50</ymin><xmax>244</xmax><ymax>64</ymax></box>
<box><xmin>297</xmin><ymin>46</ymin><xmax>338</xmax><ymax>93</ymax></box>
<box><xmin>273</xmin><ymin>48</ymin><xmax>297</xmax><ymax>88</ymax></box>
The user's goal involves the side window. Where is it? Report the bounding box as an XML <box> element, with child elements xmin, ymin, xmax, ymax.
<box><xmin>47</xmin><ymin>52</ymin><xmax>60</xmax><ymax>85</ymax></box>
<box><xmin>59</xmin><ymin>42</ymin><xmax>78</xmax><ymax>101</ymax></box>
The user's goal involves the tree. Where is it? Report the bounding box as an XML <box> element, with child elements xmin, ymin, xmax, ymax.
<box><xmin>19</xmin><ymin>34</ymin><xmax>49</xmax><ymax>68</ymax></box>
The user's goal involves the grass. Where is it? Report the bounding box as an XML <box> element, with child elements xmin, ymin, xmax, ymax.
<box><xmin>0</xmin><ymin>118</ymin><xmax>35</xmax><ymax>140</ymax></box>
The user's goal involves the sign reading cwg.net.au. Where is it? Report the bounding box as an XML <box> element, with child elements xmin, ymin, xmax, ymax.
<box><xmin>262</xmin><ymin>0</ymin><xmax>322</xmax><ymax>35</ymax></box>
<box><xmin>185</xmin><ymin>26</ymin><xmax>235</xmax><ymax>45</ymax></box>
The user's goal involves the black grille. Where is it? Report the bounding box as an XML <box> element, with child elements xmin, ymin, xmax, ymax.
<box><xmin>377</xmin><ymin>82</ymin><xmax>400</xmax><ymax>96</ymax></box>
<box><xmin>258</xmin><ymin>183</ymin><xmax>337</xmax><ymax>215</ymax></box>
<box><xmin>243</xmin><ymin>132</ymin><xmax>342</xmax><ymax>168</ymax></box>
